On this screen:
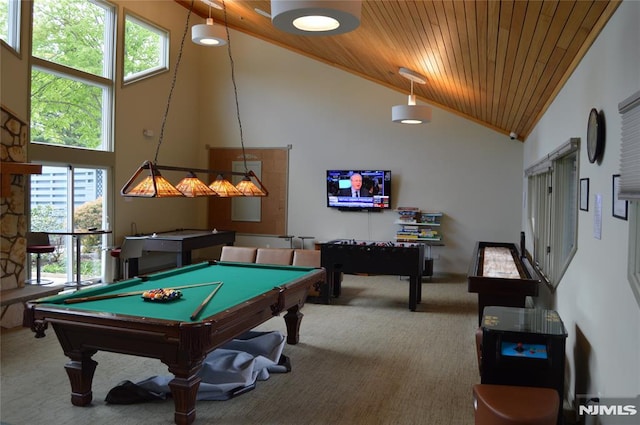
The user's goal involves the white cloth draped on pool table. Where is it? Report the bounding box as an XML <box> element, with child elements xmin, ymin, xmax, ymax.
<box><xmin>109</xmin><ymin>331</ymin><xmax>288</xmax><ymax>402</ymax></box>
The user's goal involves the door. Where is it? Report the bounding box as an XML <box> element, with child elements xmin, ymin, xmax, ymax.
<box><xmin>29</xmin><ymin>165</ymin><xmax>110</xmax><ymax>284</ymax></box>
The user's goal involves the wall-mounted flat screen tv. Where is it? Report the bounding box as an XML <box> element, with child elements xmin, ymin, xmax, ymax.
<box><xmin>326</xmin><ymin>170</ymin><xmax>391</xmax><ymax>211</ymax></box>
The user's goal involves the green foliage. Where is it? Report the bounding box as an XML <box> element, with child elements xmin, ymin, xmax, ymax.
<box><xmin>0</xmin><ymin>0</ymin><xmax>9</xmax><ymax>42</ymax></box>
<box><xmin>124</xmin><ymin>15</ymin><xmax>165</xmax><ymax>78</ymax></box>
<box><xmin>31</xmin><ymin>69</ymin><xmax>103</xmax><ymax>148</ymax></box>
<box><xmin>30</xmin><ymin>0</ymin><xmax>108</xmax><ymax>149</ymax></box>
<box><xmin>75</xmin><ymin>197</ymin><xmax>103</xmax><ymax>249</ymax></box>
<box><xmin>30</xmin><ymin>0</ymin><xmax>166</xmax><ymax>149</ymax></box>
<box><xmin>32</xmin><ymin>0</ymin><xmax>106</xmax><ymax>76</ymax></box>
<box><xmin>30</xmin><ymin>204</ymin><xmax>65</xmax><ymax>232</ymax></box>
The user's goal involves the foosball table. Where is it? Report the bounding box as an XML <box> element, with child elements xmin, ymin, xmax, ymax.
<box><xmin>320</xmin><ymin>239</ymin><xmax>424</xmax><ymax>311</ymax></box>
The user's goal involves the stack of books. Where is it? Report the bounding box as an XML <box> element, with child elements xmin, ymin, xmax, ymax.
<box><xmin>395</xmin><ymin>207</ymin><xmax>442</xmax><ymax>241</ymax></box>
<box><xmin>397</xmin><ymin>207</ymin><xmax>420</xmax><ymax>224</ymax></box>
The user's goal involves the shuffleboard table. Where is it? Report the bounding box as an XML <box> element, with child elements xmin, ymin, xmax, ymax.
<box><xmin>467</xmin><ymin>241</ymin><xmax>541</xmax><ymax>325</ymax></box>
<box><xmin>23</xmin><ymin>261</ymin><xmax>325</xmax><ymax>425</ymax></box>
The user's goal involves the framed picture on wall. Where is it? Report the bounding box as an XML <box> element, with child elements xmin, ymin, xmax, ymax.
<box><xmin>612</xmin><ymin>174</ymin><xmax>628</xmax><ymax>220</ymax></box>
<box><xmin>580</xmin><ymin>178</ymin><xmax>589</xmax><ymax>211</ymax></box>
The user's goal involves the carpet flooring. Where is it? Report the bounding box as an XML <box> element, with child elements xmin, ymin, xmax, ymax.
<box><xmin>1</xmin><ymin>273</ymin><xmax>479</xmax><ymax>425</ymax></box>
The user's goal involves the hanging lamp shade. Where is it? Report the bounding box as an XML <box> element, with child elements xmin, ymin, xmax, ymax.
<box><xmin>121</xmin><ymin>161</ymin><xmax>184</xmax><ymax>198</ymax></box>
<box><xmin>192</xmin><ymin>18</ymin><xmax>227</xmax><ymax>46</ymax></box>
<box><xmin>236</xmin><ymin>174</ymin><xmax>268</xmax><ymax>196</ymax></box>
<box><xmin>271</xmin><ymin>0</ymin><xmax>361</xmax><ymax>35</ymax></box>
<box><xmin>209</xmin><ymin>174</ymin><xmax>243</xmax><ymax>197</ymax></box>
<box><xmin>175</xmin><ymin>172</ymin><xmax>219</xmax><ymax>197</ymax></box>
<box><xmin>392</xmin><ymin>95</ymin><xmax>432</xmax><ymax>124</ymax></box>
<box><xmin>392</xmin><ymin>67</ymin><xmax>432</xmax><ymax>125</ymax></box>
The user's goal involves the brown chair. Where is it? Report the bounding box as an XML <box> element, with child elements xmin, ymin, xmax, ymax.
<box><xmin>25</xmin><ymin>232</ymin><xmax>56</xmax><ymax>285</ymax></box>
<box><xmin>220</xmin><ymin>246</ymin><xmax>257</xmax><ymax>263</ymax></box>
<box><xmin>255</xmin><ymin>248</ymin><xmax>294</xmax><ymax>265</ymax></box>
<box><xmin>292</xmin><ymin>249</ymin><xmax>321</xmax><ymax>267</ymax></box>
<box><xmin>473</xmin><ymin>384</ymin><xmax>559</xmax><ymax>425</ymax></box>
<box><xmin>293</xmin><ymin>249</ymin><xmax>322</xmax><ymax>297</ymax></box>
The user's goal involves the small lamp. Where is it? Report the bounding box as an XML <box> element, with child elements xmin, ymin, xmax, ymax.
<box><xmin>209</xmin><ymin>174</ymin><xmax>243</xmax><ymax>197</ymax></box>
<box><xmin>236</xmin><ymin>172</ymin><xmax>268</xmax><ymax>196</ymax></box>
<box><xmin>121</xmin><ymin>161</ymin><xmax>184</xmax><ymax>198</ymax></box>
<box><xmin>175</xmin><ymin>172</ymin><xmax>218</xmax><ymax>197</ymax></box>
<box><xmin>392</xmin><ymin>67</ymin><xmax>432</xmax><ymax>125</ymax></box>
<box><xmin>192</xmin><ymin>17</ymin><xmax>227</xmax><ymax>46</ymax></box>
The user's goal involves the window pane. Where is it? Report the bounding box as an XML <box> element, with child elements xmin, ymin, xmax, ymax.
<box><xmin>74</xmin><ymin>167</ymin><xmax>107</xmax><ymax>282</ymax></box>
<box><xmin>558</xmin><ymin>154</ymin><xmax>577</xmax><ymax>261</ymax></box>
<box><xmin>0</xmin><ymin>0</ymin><xmax>20</xmax><ymax>51</ymax></box>
<box><xmin>30</xmin><ymin>166</ymin><xmax>109</xmax><ymax>284</ymax></box>
<box><xmin>31</xmin><ymin>68</ymin><xmax>107</xmax><ymax>150</ymax></box>
<box><xmin>30</xmin><ymin>166</ymin><xmax>70</xmax><ymax>284</ymax></box>
<box><xmin>0</xmin><ymin>0</ymin><xmax>6</xmax><ymax>41</ymax></box>
<box><xmin>32</xmin><ymin>0</ymin><xmax>111</xmax><ymax>77</ymax></box>
<box><xmin>124</xmin><ymin>13</ymin><xmax>168</xmax><ymax>83</ymax></box>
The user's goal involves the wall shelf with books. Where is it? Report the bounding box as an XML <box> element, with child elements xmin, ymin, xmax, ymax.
<box><xmin>395</xmin><ymin>208</ymin><xmax>444</xmax><ymax>276</ymax></box>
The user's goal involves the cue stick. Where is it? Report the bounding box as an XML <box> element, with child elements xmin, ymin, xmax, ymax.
<box><xmin>62</xmin><ymin>281</ymin><xmax>222</xmax><ymax>304</ymax></box>
<box><xmin>190</xmin><ymin>282</ymin><xmax>224</xmax><ymax>321</ymax></box>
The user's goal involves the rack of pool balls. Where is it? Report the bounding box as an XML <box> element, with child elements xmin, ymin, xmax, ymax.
<box><xmin>141</xmin><ymin>288</ymin><xmax>182</xmax><ymax>302</ymax></box>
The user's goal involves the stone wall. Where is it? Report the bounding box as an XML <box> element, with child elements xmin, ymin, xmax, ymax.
<box><xmin>1</xmin><ymin>105</ymin><xmax>29</xmax><ymax>327</ymax></box>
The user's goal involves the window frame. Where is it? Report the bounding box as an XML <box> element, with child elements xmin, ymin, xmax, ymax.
<box><xmin>122</xmin><ymin>10</ymin><xmax>169</xmax><ymax>86</ymax></box>
<box><xmin>525</xmin><ymin>138</ymin><xmax>580</xmax><ymax>290</ymax></box>
<box><xmin>28</xmin><ymin>0</ymin><xmax>116</xmax><ymax>283</ymax></box>
<box><xmin>618</xmin><ymin>90</ymin><xmax>640</xmax><ymax>306</ymax></box>
<box><xmin>30</xmin><ymin>0</ymin><xmax>116</xmax><ymax>153</ymax></box>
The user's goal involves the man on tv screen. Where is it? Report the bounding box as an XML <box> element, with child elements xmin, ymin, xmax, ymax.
<box><xmin>337</xmin><ymin>173</ymin><xmax>372</xmax><ymax>197</ymax></box>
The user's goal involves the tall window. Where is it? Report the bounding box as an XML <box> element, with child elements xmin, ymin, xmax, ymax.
<box><xmin>618</xmin><ymin>90</ymin><xmax>640</xmax><ymax>306</ymax></box>
<box><xmin>0</xmin><ymin>0</ymin><xmax>20</xmax><ymax>53</ymax></box>
<box><xmin>29</xmin><ymin>0</ymin><xmax>115</xmax><ymax>283</ymax></box>
<box><xmin>31</xmin><ymin>0</ymin><xmax>115</xmax><ymax>152</ymax></box>
<box><xmin>526</xmin><ymin>138</ymin><xmax>579</xmax><ymax>289</ymax></box>
<box><xmin>123</xmin><ymin>12</ymin><xmax>169</xmax><ymax>84</ymax></box>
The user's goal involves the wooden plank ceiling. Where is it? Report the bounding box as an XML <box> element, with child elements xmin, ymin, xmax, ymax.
<box><xmin>176</xmin><ymin>0</ymin><xmax>620</xmax><ymax>140</ymax></box>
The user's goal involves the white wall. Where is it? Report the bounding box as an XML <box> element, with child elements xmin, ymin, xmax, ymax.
<box><xmin>524</xmin><ymin>0</ymin><xmax>640</xmax><ymax>410</ymax></box>
<box><xmin>196</xmin><ymin>27</ymin><xmax>524</xmax><ymax>274</ymax></box>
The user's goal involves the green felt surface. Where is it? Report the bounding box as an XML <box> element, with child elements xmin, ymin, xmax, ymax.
<box><xmin>37</xmin><ymin>262</ymin><xmax>315</xmax><ymax>322</ymax></box>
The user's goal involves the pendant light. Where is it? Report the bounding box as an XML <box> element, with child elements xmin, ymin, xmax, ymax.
<box><xmin>121</xmin><ymin>0</ymin><xmax>269</xmax><ymax>198</ymax></box>
<box><xmin>175</xmin><ymin>172</ymin><xmax>218</xmax><ymax>197</ymax></box>
<box><xmin>192</xmin><ymin>1</ymin><xmax>226</xmax><ymax>46</ymax></box>
<box><xmin>209</xmin><ymin>174</ymin><xmax>243</xmax><ymax>197</ymax></box>
<box><xmin>271</xmin><ymin>0</ymin><xmax>361</xmax><ymax>35</ymax></box>
<box><xmin>392</xmin><ymin>67</ymin><xmax>432</xmax><ymax>125</ymax></box>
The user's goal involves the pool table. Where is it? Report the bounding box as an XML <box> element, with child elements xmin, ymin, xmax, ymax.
<box><xmin>23</xmin><ymin>261</ymin><xmax>325</xmax><ymax>425</ymax></box>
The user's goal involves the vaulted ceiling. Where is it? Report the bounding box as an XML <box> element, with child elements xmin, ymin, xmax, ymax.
<box><xmin>176</xmin><ymin>0</ymin><xmax>620</xmax><ymax>140</ymax></box>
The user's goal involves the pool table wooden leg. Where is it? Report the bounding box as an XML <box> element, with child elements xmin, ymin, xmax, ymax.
<box><xmin>64</xmin><ymin>350</ymin><xmax>98</xmax><ymax>406</ymax></box>
<box><xmin>167</xmin><ymin>371</ymin><xmax>201</xmax><ymax>425</ymax></box>
<box><xmin>283</xmin><ymin>304</ymin><xmax>303</xmax><ymax>345</ymax></box>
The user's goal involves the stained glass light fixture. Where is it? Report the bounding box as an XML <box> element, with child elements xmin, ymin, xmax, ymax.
<box><xmin>121</xmin><ymin>0</ymin><xmax>268</xmax><ymax>198</ymax></box>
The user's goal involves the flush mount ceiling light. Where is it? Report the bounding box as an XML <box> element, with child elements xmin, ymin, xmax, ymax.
<box><xmin>192</xmin><ymin>0</ymin><xmax>227</xmax><ymax>46</ymax></box>
<box><xmin>392</xmin><ymin>67</ymin><xmax>432</xmax><ymax>125</ymax></box>
<box><xmin>271</xmin><ymin>0</ymin><xmax>361</xmax><ymax>35</ymax></box>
